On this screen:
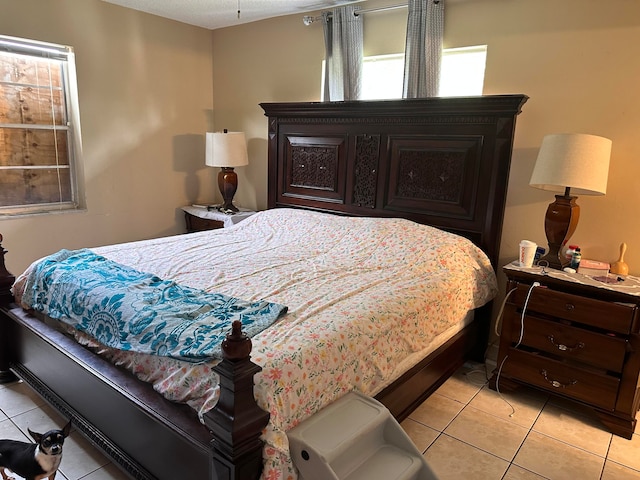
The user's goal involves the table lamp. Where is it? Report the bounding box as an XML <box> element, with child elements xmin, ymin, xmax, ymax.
<box><xmin>529</xmin><ymin>133</ymin><xmax>611</xmax><ymax>269</ymax></box>
<box><xmin>205</xmin><ymin>129</ymin><xmax>249</xmax><ymax>214</ymax></box>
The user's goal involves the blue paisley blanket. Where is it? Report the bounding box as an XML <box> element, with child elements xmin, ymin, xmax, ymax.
<box><xmin>20</xmin><ymin>249</ymin><xmax>287</xmax><ymax>362</ymax></box>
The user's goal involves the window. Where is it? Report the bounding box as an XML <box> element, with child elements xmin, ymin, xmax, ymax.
<box><xmin>360</xmin><ymin>53</ymin><xmax>404</xmax><ymax>100</ymax></box>
<box><xmin>323</xmin><ymin>45</ymin><xmax>488</xmax><ymax>101</ymax></box>
<box><xmin>0</xmin><ymin>35</ymin><xmax>83</xmax><ymax>216</ymax></box>
<box><xmin>438</xmin><ymin>45</ymin><xmax>487</xmax><ymax>97</ymax></box>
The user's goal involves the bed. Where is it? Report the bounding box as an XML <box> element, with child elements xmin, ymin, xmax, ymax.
<box><xmin>0</xmin><ymin>95</ymin><xmax>527</xmax><ymax>480</ymax></box>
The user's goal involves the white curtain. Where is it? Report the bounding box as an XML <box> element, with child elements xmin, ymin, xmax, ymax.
<box><xmin>403</xmin><ymin>0</ymin><xmax>444</xmax><ymax>98</ymax></box>
<box><xmin>322</xmin><ymin>5</ymin><xmax>363</xmax><ymax>101</ymax></box>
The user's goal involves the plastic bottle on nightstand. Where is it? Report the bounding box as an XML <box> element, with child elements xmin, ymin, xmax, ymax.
<box><xmin>570</xmin><ymin>247</ymin><xmax>582</xmax><ymax>269</ymax></box>
<box><xmin>565</xmin><ymin>245</ymin><xmax>579</xmax><ymax>262</ymax></box>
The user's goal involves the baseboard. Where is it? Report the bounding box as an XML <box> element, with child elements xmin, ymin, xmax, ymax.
<box><xmin>484</xmin><ymin>342</ymin><xmax>499</xmax><ymax>371</ymax></box>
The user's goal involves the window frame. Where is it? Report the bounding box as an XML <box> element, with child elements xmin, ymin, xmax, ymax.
<box><xmin>0</xmin><ymin>34</ymin><xmax>84</xmax><ymax>217</ymax></box>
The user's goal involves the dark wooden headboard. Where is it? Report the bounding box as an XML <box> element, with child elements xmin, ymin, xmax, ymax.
<box><xmin>260</xmin><ymin>95</ymin><xmax>527</xmax><ymax>269</ymax></box>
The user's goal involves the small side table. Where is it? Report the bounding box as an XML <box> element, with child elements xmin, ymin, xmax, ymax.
<box><xmin>181</xmin><ymin>206</ymin><xmax>256</xmax><ymax>233</ymax></box>
<box><xmin>491</xmin><ymin>262</ymin><xmax>640</xmax><ymax>439</ymax></box>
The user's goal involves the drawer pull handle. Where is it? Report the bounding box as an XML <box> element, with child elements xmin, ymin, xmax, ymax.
<box><xmin>564</xmin><ymin>303</ymin><xmax>575</xmax><ymax>311</ymax></box>
<box><xmin>540</xmin><ymin>369</ymin><xmax>577</xmax><ymax>389</ymax></box>
<box><xmin>548</xmin><ymin>335</ymin><xmax>585</xmax><ymax>352</ymax></box>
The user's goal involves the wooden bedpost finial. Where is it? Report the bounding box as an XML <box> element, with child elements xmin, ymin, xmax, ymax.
<box><xmin>221</xmin><ymin>320</ymin><xmax>252</xmax><ymax>360</ymax></box>
<box><xmin>208</xmin><ymin>320</ymin><xmax>268</xmax><ymax>479</ymax></box>
<box><xmin>0</xmin><ymin>233</ymin><xmax>16</xmax><ymax>305</ymax></box>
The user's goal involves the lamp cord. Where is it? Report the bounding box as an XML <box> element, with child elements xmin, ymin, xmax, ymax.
<box><xmin>494</xmin><ymin>281</ymin><xmax>541</xmax><ymax>417</ymax></box>
<box><xmin>494</xmin><ymin>286</ymin><xmax>518</xmax><ymax>337</ymax></box>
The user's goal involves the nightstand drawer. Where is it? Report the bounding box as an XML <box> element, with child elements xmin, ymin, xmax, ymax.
<box><xmin>185</xmin><ymin>214</ymin><xmax>224</xmax><ymax>232</ymax></box>
<box><xmin>507</xmin><ymin>313</ymin><xmax>627</xmax><ymax>372</ymax></box>
<box><xmin>512</xmin><ymin>284</ymin><xmax>636</xmax><ymax>334</ymax></box>
<box><xmin>182</xmin><ymin>206</ymin><xmax>256</xmax><ymax>233</ymax></box>
<box><xmin>502</xmin><ymin>349</ymin><xmax>619</xmax><ymax>411</ymax></box>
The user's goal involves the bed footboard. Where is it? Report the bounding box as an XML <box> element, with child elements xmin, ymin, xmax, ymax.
<box><xmin>0</xmin><ymin>235</ymin><xmax>267</xmax><ymax>480</ymax></box>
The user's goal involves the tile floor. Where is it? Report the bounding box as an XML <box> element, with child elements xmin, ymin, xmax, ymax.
<box><xmin>1</xmin><ymin>363</ymin><xmax>639</xmax><ymax>480</ymax></box>
<box><xmin>0</xmin><ymin>380</ymin><xmax>128</xmax><ymax>480</ymax></box>
<box><xmin>401</xmin><ymin>363</ymin><xmax>640</xmax><ymax>480</ymax></box>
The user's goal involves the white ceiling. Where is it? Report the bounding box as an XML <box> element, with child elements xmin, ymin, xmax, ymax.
<box><xmin>100</xmin><ymin>0</ymin><xmax>368</xmax><ymax>30</ymax></box>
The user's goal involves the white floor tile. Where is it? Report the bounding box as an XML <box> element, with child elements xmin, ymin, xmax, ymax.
<box><xmin>2</xmin><ymin>364</ymin><xmax>639</xmax><ymax>479</ymax></box>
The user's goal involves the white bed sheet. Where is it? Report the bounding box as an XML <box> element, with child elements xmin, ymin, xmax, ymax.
<box><xmin>15</xmin><ymin>208</ymin><xmax>498</xmax><ymax>480</ymax></box>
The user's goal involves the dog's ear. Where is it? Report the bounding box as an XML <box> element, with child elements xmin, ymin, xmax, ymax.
<box><xmin>62</xmin><ymin>421</ymin><xmax>72</xmax><ymax>437</ymax></box>
<box><xmin>28</xmin><ymin>429</ymin><xmax>42</xmax><ymax>443</ymax></box>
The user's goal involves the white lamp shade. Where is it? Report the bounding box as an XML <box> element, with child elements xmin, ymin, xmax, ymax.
<box><xmin>205</xmin><ymin>131</ymin><xmax>249</xmax><ymax>168</ymax></box>
<box><xmin>529</xmin><ymin>133</ymin><xmax>611</xmax><ymax>196</ymax></box>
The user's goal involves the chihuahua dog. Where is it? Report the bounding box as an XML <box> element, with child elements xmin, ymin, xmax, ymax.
<box><xmin>0</xmin><ymin>421</ymin><xmax>71</xmax><ymax>480</ymax></box>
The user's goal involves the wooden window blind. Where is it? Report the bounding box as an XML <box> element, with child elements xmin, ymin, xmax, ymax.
<box><xmin>0</xmin><ymin>35</ymin><xmax>82</xmax><ymax>215</ymax></box>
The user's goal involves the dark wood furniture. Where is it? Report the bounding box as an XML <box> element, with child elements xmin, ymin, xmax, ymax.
<box><xmin>261</xmin><ymin>96</ymin><xmax>528</xmax><ymax>268</ymax></box>
<box><xmin>491</xmin><ymin>265</ymin><xmax>640</xmax><ymax>439</ymax></box>
<box><xmin>0</xmin><ymin>95</ymin><xmax>527</xmax><ymax>480</ymax></box>
<box><xmin>185</xmin><ymin>211</ymin><xmax>224</xmax><ymax>232</ymax></box>
<box><xmin>182</xmin><ymin>207</ymin><xmax>256</xmax><ymax>233</ymax></box>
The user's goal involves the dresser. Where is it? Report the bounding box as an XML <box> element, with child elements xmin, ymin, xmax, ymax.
<box><xmin>491</xmin><ymin>264</ymin><xmax>640</xmax><ymax>439</ymax></box>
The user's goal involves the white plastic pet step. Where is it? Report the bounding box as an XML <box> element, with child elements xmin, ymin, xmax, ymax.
<box><xmin>287</xmin><ymin>391</ymin><xmax>438</xmax><ymax>480</ymax></box>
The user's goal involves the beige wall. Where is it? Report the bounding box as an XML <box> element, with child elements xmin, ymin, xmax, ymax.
<box><xmin>0</xmin><ymin>0</ymin><xmax>215</xmax><ymax>274</ymax></box>
<box><xmin>3</xmin><ymin>0</ymin><xmax>640</xmax><ymax>290</ymax></box>
<box><xmin>212</xmin><ymin>0</ymin><xmax>640</xmax><ymax>282</ymax></box>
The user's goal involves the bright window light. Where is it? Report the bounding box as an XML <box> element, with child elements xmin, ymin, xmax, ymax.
<box><xmin>361</xmin><ymin>54</ymin><xmax>405</xmax><ymax>100</ymax></box>
<box><xmin>438</xmin><ymin>45</ymin><xmax>487</xmax><ymax>97</ymax></box>
<box><xmin>323</xmin><ymin>45</ymin><xmax>488</xmax><ymax>100</ymax></box>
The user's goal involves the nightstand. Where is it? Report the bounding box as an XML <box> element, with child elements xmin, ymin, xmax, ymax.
<box><xmin>181</xmin><ymin>206</ymin><xmax>256</xmax><ymax>233</ymax></box>
<box><xmin>491</xmin><ymin>263</ymin><xmax>640</xmax><ymax>439</ymax></box>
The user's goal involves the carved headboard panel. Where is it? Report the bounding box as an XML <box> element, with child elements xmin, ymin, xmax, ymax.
<box><xmin>260</xmin><ymin>95</ymin><xmax>527</xmax><ymax>268</ymax></box>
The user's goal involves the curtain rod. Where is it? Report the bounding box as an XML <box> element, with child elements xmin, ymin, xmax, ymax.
<box><xmin>303</xmin><ymin>3</ymin><xmax>407</xmax><ymax>26</ymax></box>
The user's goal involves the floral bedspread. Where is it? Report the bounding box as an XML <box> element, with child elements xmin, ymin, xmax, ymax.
<box><xmin>14</xmin><ymin>208</ymin><xmax>498</xmax><ymax>480</ymax></box>
<box><xmin>19</xmin><ymin>249</ymin><xmax>287</xmax><ymax>362</ymax></box>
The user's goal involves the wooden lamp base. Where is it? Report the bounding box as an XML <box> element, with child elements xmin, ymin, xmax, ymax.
<box><xmin>218</xmin><ymin>167</ymin><xmax>240</xmax><ymax>213</ymax></box>
<box><xmin>537</xmin><ymin>193</ymin><xmax>580</xmax><ymax>270</ymax></box>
